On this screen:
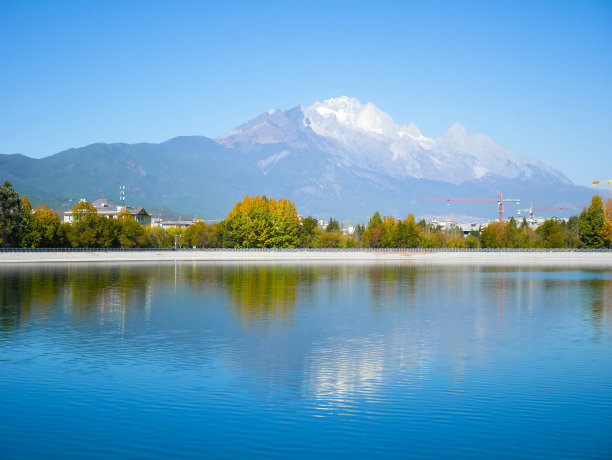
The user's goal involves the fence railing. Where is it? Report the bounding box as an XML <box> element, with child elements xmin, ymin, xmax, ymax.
<box><xmin>1</xmin><ymin>247</ymin><xmax>611</xmax><ymax>253</ymax></box>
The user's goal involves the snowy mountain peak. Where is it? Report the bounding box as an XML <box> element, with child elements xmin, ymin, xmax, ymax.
<box><xmin>445</xmin><ymin>122</ymin><xmax>468</xmax><ymax>139</ymax></box>
<box><xmin>303</xmin><ymin>96</ymin><xmax>428</xmax><ymax>147</ymax></box>
<box><xmin>217</xmin><ymin>96</ymin><xmax>572</xmax><ymax>186</ymax></box>
<box><xmin>313</xmin><ymin>95</ymin><xmax>362</xmax><ymax>114</ymax></box>
<box><xmin>401</xmin><ymin>122</ymin><xmax>422</xmax><ymax>137</ymax></box>
<box><xmin>304</xmin><ymin>96</ymin><xmax>397</xmax><ymax>138</ymax></box>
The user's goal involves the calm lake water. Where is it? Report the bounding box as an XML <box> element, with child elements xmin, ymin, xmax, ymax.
<box><xmin>1</xmin><ymin>262</ymin><xmax>611</xmax><ymax>459</ymax></box>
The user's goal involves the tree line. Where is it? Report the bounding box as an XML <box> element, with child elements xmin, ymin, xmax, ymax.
<box><xmin>1</xmin><ymin>181</ymin><xmax>611</xmax><ymax>249</ymax></box>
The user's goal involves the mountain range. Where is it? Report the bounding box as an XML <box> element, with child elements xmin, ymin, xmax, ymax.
<box><xmin>0</xmin><ymin>96</ymin><xmax>595</xmax><ymax>221</ymax></box>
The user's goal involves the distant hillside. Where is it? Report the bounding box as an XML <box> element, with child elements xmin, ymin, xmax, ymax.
<box><xmin>1</xmin><ymin>137</ymin><xmax>259</xmax><ymax>219</ymax></box>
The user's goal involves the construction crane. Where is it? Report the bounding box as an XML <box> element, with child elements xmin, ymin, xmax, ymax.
<box><xmin>422</xmin><ymin>192</ymin><xmax>520</xmax><ymax>222</ymax></box>
<box><xmin>517</xmin><ymin>202</ymin><xmax>585</xmax><ymax>218</ymax></box>
<box><xmin>593</xmin><ymin>180</ymin><xmax>612</xmax><ymax>196</ymax></box>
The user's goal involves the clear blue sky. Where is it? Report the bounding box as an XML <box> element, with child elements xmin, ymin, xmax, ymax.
<box><xmin>1</xmin><ymin>0</ymin><xmax>610</xmax><ymax>187</ymax></box>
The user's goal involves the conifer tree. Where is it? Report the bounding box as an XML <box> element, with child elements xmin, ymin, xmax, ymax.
<box><xmin>0</xmin><ymin>181</ymin><xmax>28</xmax><ymax>247</ymax></box>
<box><xmin>578</xmin><ymin>195</ymin><xmax>605</xmax><ymax>248</ymax></box>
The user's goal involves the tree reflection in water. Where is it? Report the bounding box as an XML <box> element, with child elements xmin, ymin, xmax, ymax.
<box><xmin>1</xmin><ymin>262</ymin><xmax>610</xmax><ymax>343</ymax></box>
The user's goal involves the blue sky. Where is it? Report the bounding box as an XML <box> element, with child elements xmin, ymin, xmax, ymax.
<box><xmin>1</xmin><ymin>0</ymin><xmax>610</xmax><ymax>187</ymax></box>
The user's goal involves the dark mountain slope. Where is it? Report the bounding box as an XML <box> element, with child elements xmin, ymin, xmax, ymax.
<box><xmin>0</xmin><ymin>137</ymin><xmax>260</xmax><ymax>217</ymax></box>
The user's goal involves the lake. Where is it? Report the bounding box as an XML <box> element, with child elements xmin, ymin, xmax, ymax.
<box><xmin>1</xmin><ymin>262</ymin><xmax>611</xmax><ymax>458</ymax></box>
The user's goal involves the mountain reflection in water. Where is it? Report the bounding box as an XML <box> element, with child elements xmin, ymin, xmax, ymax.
<box><xmin>1</xmin><ymin>262</ymin><xmax>611</xmax><ymax>458</ymax></box>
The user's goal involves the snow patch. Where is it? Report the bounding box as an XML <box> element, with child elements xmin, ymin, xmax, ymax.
<box><xmin>257</xmin><ymin>150</ymin><xmax>290</xmax><ymax>175</ymax></box>
<box><xmin>474</xmin><ymin>166</ymin><xmax>488</xmax><ymax>178</ymax></box>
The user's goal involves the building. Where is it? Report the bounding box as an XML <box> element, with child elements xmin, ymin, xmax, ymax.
<box><xmin>457</xmin><ymin>222</ymin><xmax>483</xmax><ymax>235</ymax></box>
<box><xmin>63</xmin><ymin>198</ymin><xmax>152</xmax><ymax>226</ymax></box>
<box><xmin>151</xmin><ymin>217</ymin><xmax>200</xmax><ymax>230</ymax></box>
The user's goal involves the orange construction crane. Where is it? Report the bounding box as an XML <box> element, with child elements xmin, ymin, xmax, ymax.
<box><xmin>422</xmin><ymin>192</ymin><xmax>520</xmax><ymax>222</ymax></box>
<box><xmin>517</xmin><ymin>202</ymin><xmax>585</xmax><ymax>218</ymax></box>
<box><xmin>593</xmin><ymin>180</ymin><xmax>612</xmax><ymax>196</ymax></box>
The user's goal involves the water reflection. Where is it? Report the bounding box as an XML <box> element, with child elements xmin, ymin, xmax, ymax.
<box><xmin>0</xmin><ymin>265</ymin><xmax>155</xmax><ymax>337</ymax></box>
<box><xmin>221</xmin><ymin>264</ymin><xmax>301</xmax><ymax>328</ymax></box>
<box><xmin>580</xmin><ymin>277</ymin><xmax>612</xmax><ymax>342</ymax></box>
<box><xmin>1</xmin><ymin>263</ymin><xmax>611</xmax><ymax>381</ymax></box>
<box><xmin>2</xmin><ymin>262</ymin><xmax>612</xmax><ymax>458</ymax></box>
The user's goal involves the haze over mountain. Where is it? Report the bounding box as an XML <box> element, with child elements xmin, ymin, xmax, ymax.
<box><xmin>0</xmin><ymin>96</ymin><xmax>593</xmax><ymax>221</ymax></box>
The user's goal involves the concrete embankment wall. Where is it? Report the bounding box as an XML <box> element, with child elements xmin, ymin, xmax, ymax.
<box><xmin>0</xmin><ymin>249</ymin><xmax>610</xmax><ymax>267</ymax></box>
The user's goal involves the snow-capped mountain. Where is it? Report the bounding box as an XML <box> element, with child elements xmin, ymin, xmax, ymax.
<box><xmin>219</xmin><ymin>96</ymin><xmax>571</xmax><ymax>185</ymax></box>
<box><xmin>3</xmin><ymin>96</ymin><xmax>589</xmax><ymax>222</ymax></box>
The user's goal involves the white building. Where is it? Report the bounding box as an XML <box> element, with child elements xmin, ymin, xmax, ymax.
<box><xmin>63</xmin><ymin>198</ymin><xmax>152</xmax><ymax>226</ymax></box>
<box><xmin>151</xmin><ymin>217</ymin><xmax>200</xmax><ymax>230</ymax></box>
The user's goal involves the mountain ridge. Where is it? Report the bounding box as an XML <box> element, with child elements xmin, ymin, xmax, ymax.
<box><xmin>0</xmin><ymin>96</ymin><xmax>593</xmax><ymax>221</ymax></box>
<box><xmin>220</xmin><ymin>96</ymin><xmax>571</xmax><ymax>186</ymax></box>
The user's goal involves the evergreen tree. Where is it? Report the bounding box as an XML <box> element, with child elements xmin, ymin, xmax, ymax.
<box><xmin>361</xmin><ymin>211</ymin><xmax>383</xmax><ymax>248</ymax></box>
<box><xmin>0</xmin><ymin>181</ymin><xmax>28</xmax><ymax>247</ymax></box>
<box><xmin>578</xmin><ymin>195</ymin><xmax>605</xmax><ymax>248</ymax></box>
<box><xmin>298</xmin><ymin>217</ymin><xmax>318</xmax><ymax>248</ymax></box>
<box><xmin>566</xmin><ymin>215</ymin><xmax>580</xmax><ymax>237</ymax></box>
<box><xmin>353</xmin><ymin>224</ymin><xmax>365</xmax><ymax>241</ymax></box>
<box><xmin>326</xmin><ymin>218</ymin><xmax>340</xmax><ymax>232</ymax></box>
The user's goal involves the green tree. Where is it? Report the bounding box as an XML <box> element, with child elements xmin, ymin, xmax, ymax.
<box><xmin>66</xmin><ymin>201</ymin><xmax>100</xmax><ymax>248</ymax></box>
<box><xmin>578</xmin><ymin>195</ymin><xmax>605</xmax><ymax>248</ymax></box>
<box><xmin>326</xmin><ymin>218</ymin><xmax>340</xmax><ymax>232</ymax></box>
<box><xmin>208</xmin><ymin>222</ymin><xmax>225</xmax><ymax>248</ymax></box>
<box><xmin>505</xmin><ymin>218</ymin><xmax>521</xmax><ymax>248</ymax></box>
<box><xmin>422</xmin><ymin>229</ymin><xmax>446</xmax><ymax>248</ymax></box>
<box><xmin>0</xmin><ymin>181</ymin><xmax>28</xmax><ymax>247</ymax></box>
<box><xmin>566</xmin><ymin>215</ymin><xmax>580</xmax><ymax>238</ymax></box>
<box><xmin>465</xmin><ymin>234</ymin><xmax>479</xmax><ymax>248</ymax></box>
<box><xmin>380</xmin><ymin>216</ymin><xmax>397</xmax><ymax>248</ymax></box>
<box><xmin>316</xmin><ymin>232</ymin><xmax>342</xmax><ymax>248</ymax></box>
<box><xmin>353</xmin><ymin>224</ymin><xmax>365</xmax><ymax>242</ymax></box>
<box><xmin>118</xmin><ymin>218</ymin><xmax>152</xmax><ymax>248</ymax></box>
<box><xmin>147</xmin><ymin>226</ymin><xmax>175</xmax><ymax>248</ymax></box>
<box><xmin>340</xmin><ymin>234</ymin><xmax>357</xmax><ymax>248</ymax></box>
<box><xmin>394</xmin><ymin>219</ymin><xmax>410</xmax><ymax>247</ymax></box>
<box><xmin>443</xmin><ymin>226</ymin><xmax>466</xmax><ymax>248</ymax></box>
<box><xmin>181</xmin><ymin>221</ymin><xmax>225</xmax><ymax>248</ymax></box>
<box><xmin>298</xmin><ymin>216</ymin><xmax>318</xmax><ymax>248</ymax></box>
<box><xmin>516</xmin><ymin>225</ymin><xmax>537</xmax><ymax>248</ymax></box>
<box><xmin>361</xmin><ymin>211</ymin><xmax>383</xmax><ymax>248</ymax></box>
<box><xmin>96</xmin><ymin>217</ymin><xmax>121</xmax><ymax>248</ymax></box>
<box><xmin>480</xmin><ymin>222</ymin><xmax>506</xmax><ymax>248</ymax></box>
<box><xmin>536</xmin><ymin>219</ymin><xmax>569</xmax><ymax>248</ymax></box>
<box><xmin>403</xmin><ymin>214</ymin><xmax>422</xmax><ymax>248</ymax></box>
<box><xmin>181</xmin><ymin>221</ymin><xmax>208</xmax><ymax>248</ymax></box>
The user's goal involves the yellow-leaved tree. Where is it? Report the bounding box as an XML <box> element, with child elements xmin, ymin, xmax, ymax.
<box><xmin>223</xmin><ymin>196</ymin><xmax>300</xmax><ymax>248</ymax></box>
<box><xmin>603</xmin><ymin>198</ymin><xmax>612</xmax><ymax>248</ymax></box>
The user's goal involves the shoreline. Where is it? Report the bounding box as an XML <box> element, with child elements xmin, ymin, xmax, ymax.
<box><xmin>0</xmin><ymin>250</ymin><xmax>610</xmax><ymax>267</ymax></box>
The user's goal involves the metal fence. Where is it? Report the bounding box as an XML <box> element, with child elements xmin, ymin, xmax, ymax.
<box><xmin>1</xmin><ymin>247</ymin><xmax>611</xmax><ymax>253</ymax></box>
